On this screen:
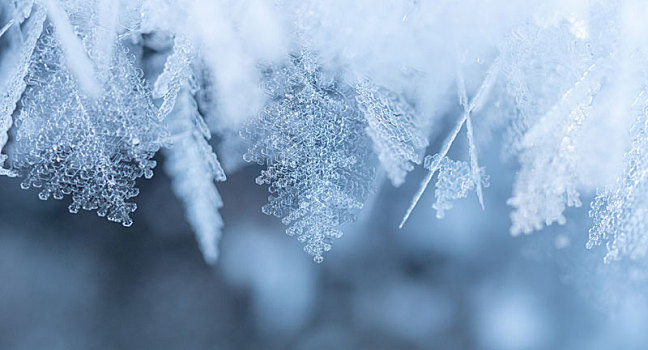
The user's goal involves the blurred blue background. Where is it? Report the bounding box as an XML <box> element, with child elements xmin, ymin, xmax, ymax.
<box><xmin>1</xmin><ymin>136</ymin><xmax>647</xmax><ymax>350</ymax></box>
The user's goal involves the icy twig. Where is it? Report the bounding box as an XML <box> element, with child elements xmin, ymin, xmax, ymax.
<box><xmin>0</xmin><ymin>19</ymin><xmax>13</xmax><ymax>38</ymax></box>
<box><xmin>457</xmin><ymin>69</ymin><xmax>485</xmax><ymax>209</ymax></box>
<box><xmin>399</xmin><ymin>58</ymin><xmax>499</xmax><ymax>228</ymax></box>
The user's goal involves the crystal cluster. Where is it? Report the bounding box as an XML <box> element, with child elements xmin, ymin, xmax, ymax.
<box><xmin>244</xmin><ymin>52</ymin><xmax>375</xmax><ymax>262</ymax></box>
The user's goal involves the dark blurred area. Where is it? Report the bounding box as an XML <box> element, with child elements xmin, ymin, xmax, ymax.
<box><xmin>1</xmin><ymin>145</ymin><xmax>647</xmax><ymax>350</ymax></box>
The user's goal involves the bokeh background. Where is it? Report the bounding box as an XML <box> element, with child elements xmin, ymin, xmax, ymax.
<box><xmin>1</xmin><ymin>134</ymin><xmax>648</xmax><ymax>350</ymax></box>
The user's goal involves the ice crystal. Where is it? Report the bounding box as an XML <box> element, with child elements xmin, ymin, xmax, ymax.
<box><xmin>0</xmin><ymin>3</ymin><xmax>45</xmax><ymax>174</ymax></box>
<box><xmin>508</xmin><ymin>64</ymin><xmax>602</xmax><ymax>235</ymax></box>
<box><xmin>164</xmin><ymin>89</ymin><xmax>225</xmax><ymax>264</ymax></box>
<box><xmin>244</xmin><ymin>52</ymin><xmax>375</xmax><ymax>263</ymax></box>
<box><xmin>153</xmin><ymin>35</ymin><xmax>196</xmax><ymax>120</ymax></box>
<box><xmin>3</xmin><ymin>0</ymin><xmax>648</xmax><ymax>265</ymax></box>
<box><xmin>355</xmin><ymin>80</ymin><xmax>427</xmax><ymax>187</ymax></box>
<box><xmin>498</xmin><ymin>20</ymin><xmax>600</xmax><ymax>157</ymax></box>
<box><xmin>154</xmin><ymin>35</ymin><xmax>226</xmax><ymax>264</ymax></box>
<box><xmin>588</xmin><ymin>91</ymin><xmax>648</xmax><ymax>262</ymax></box>
<box><xmin>9</xmin><ymin>24</ymin><xmax>163</xmax><ymax>226</ymax></box>
<box><xmin>399</xmin><ymin>59</ymin><xmax>498</xmax><ymax>228</ymax></box>
<box><xmin>426</xmin><ymin>154</ymin><xmax>489</xmax><ymax>219</ymax></box>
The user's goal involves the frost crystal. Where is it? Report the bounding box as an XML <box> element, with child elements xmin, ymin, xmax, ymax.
<box><xmin>399</xmin><ymin>60</ymin><xmax>498</xmax><ymax>228</ymax></box>
<box><xmin>0</xmin><ymin>4</ymin><xmax>45</xmax><ymax>174</ymax></box>
<box><xmin>153</xmin><ymin>35</ymin><xmax>196</xmax><ymax>120</ymax></box>
<box><xmin>9</xmin><ymin>24</ymin><xmax>164</xmax><ymax>226</ymax></box>
<box><xmin>164</xmin><ymin>89</ymin><xmax>225</xmax><ymax>264</ymax></box>
<box><xmin>508</xmin><ymin>64</ymin><xmax>602</xmax><ymax>235</ymax></box>
<box><xmin>426</xmin><ymin>154</ymin><xmax>489</xmax><ymax>219</ymax></box>
<box><xmin>355</xmin><ymin>80</ymin><xmax>427</xmax><ymax>187</ymax></box>
<box><xmin>157</xmin><ymin>36</ymin><xmax>226</xmax><ymax>264</ymax></box>
<box><xmin>588</xmin><ymin>91</ymin><xmax>648</xmax><ymax>262</ymax></box>
<box><xmin>3</xmin><ymin>0</ymin><xmax>648</xmax><ymax>265</ymax></box>
<box><xmin>499</xmin><ymin>19</ymin><xmax>602</xmax><ymax>158</ymax></box>
<box><xmin>244</xmin><ymin>52</ymin><xmax>375</xmax><ymax>263</ymax></box>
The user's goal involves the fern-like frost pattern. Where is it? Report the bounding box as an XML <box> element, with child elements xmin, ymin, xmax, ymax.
<box><xmin>3</xmin><ymin>1</ymin><xmax>648</xmax><ymax>266</ymax></box>
<box><xmin>164</xmin><ymin>89</ymin><xmax>225</xmax><ymax>264</ymax></box>
<box><xmin>355</xmin><ymin>80</ymin><xmax>427</xmax><ymax>187</ymax></box>
<box><xmin>0</xmin><ymin>4</ymin><xmax>46</xmax><ymax>174</ymax></box>
<box><xmin>588</xmin><ymin>92</ymin><xmax>648</xmax><ymax>262</ymax></box>
<box><xmin>244</xmin><ymin>53</ymin><xmax>375</xmax><ymax>263</ymax></box>
<box><xmin>9</xmin><ymin>25</ymin><xmax>164</xmax><ymax>226</ymax></box>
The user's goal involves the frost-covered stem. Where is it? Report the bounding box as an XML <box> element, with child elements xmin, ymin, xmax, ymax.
<box><xmin>458</xmin><ymin>69</ymin><xmax>484</xmax><ymax>209</ymax></box>
<box><xmin>465</xmin><ymin>114</ymin><xmax>484</xmax><ymax>208</ymax></box>
<box><xmin>468</xmin><ymin>59</ymin><xmax>500</xmax><ymax>112</ymax></box>
<box><xmin>0</xmin><ymin>19</ymin><xmax>13</xmax><ymax>38</ymax></box>
<box><xmin>399</xmin><ymin>59</ymin><xmax>499</xmax><ymax>228</ymax></box>
<box><xmin>399</xmin><ymin>106</ymin><xmax>467</xmax><ymax>228</ymax></box>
